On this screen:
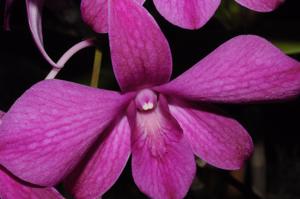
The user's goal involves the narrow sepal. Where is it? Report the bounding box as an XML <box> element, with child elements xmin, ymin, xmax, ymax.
<box><xmin>108</xmin><ymin>0</ymin><xmax>172</xmax><ymax>91</ymax></box>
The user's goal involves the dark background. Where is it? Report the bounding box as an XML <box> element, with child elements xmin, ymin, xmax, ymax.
<box><xmin>0</xmin><ymin>0</ymin><xmax>300</xmax><ymax>198</ymax></box>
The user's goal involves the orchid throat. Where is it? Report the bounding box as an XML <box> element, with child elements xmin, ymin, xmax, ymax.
<box><xmin>135</xmin><ymin>89</ymin><xmax>158</xmax><ymax>112</ymax></box>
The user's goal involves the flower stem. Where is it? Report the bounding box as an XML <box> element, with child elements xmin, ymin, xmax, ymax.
<box><xmin>90</xmin><ymin>48</ymin><xmax>102</xmax><ymax>87</ymax></box>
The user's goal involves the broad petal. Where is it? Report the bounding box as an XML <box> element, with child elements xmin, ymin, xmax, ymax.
<box><xmin>109</xmin><ymin>0</ymin><xmax>172</xmax><ymax>91</ymax></box>
<box><xmin>81</xmin><ymin>0</ymin><xmax>145</xmax><ymax>33</ymax></box>
<box><xmin>235</xmin><ymin>0</ymin><xmax>282</xmax><ymax>12</ymax></box>
<box><xmin>153</xmin><ymin>0</ymin><xmax>221</xmax><ymax>29</ymax></box>
<box><xmin>157</xmin><ymin>35</ymin><xmax>300</xmax><ymax>103</ymax></box>
<box><xmin>0</xmin><ymin>167</ymin><xmax>63</xmax><ymax>199</ymax></box>
<box><xmin>169</xmin><ymin>101</ymin><xmax>253</xmax><ymax>170</ymax></box>
<box><xmin>65</xmin><ymin>116</ymin><xmax>131</xmax><ymax>199</ymax></box>
<box><xmin>0</xmin><ymin>79</ymin><xmax>130</xmax><ymax>186</ymax></box>
<box><xmin>129</xmin><ymin>96</ymin><xmax>196</xmax><ymax>199</ymax></box>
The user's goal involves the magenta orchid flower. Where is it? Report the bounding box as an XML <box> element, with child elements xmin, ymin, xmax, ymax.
<box><xmin>0</xmin><ymin>112</ymin><xmax>63</xmax><ymax>199</ymax></box>
<box><xmin>81</xmin><ymin>0</ymin><xmax>284</xmax><ymax>32</ymax></box>
<box><xmin>0</xmin><ymin>0</ymin><xmax>300</xmax><ymax>199</ymax></box>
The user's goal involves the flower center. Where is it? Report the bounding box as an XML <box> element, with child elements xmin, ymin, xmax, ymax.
<box><xmin>135</xmin><ymin>89</ymin><xmax>158</xmax><ymax>111</ymax></box>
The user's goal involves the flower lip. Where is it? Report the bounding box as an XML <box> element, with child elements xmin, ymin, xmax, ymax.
<box><xmin>135</xmin><ymin>89</ymin><xmax>158</xmax><ymax>112</ymax></box>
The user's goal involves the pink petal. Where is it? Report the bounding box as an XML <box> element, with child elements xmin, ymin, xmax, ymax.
<box><xmin>235</xmin><ymin>0</ymin><xmax>283</xmax><ymax>12</ymax></box>
<box><xmin>81</xmin><ymin>0</ymin><xmax>145</xmax><ymax>33</ymax></box>
<box><xmin>108</xmin><ymin>0</ymin><xmax>172</xmax><ymax>91</ymax></box>
<box><xmin>0</xmin><ymin>79</ymin><xmax>131</xmax><ymax>186</ymax></box>
<box><xmin>129</xmin><ymin>96</ymin><xmax>196</xmax><ymax>199</ymax></box>
<box><xmin>0</xmin><ymin>111</ymin><xmax>4</xmax><ymax>118</ymax></box>
<box><xmin>153</xmin><ymin>0</ymin><xmax>221</xmax><ymax>29</ymax></box>
<box><xmin>81</xmin><ymin>0</ymin><xmax>108</xmax><ymax>33</ymax></box>
<box><xmin>26</xmin><ymin>0</ymin><xmax>56</xmax><ymax>66</ymax></box>
<box><xmin>169</xmin><ymin>101</ymin><xmax>253</xmax><ymax>170</ymax></box>
<box><xmin>26</xmin><ymin>0</ymin><xmax>95</xmax><ymax>69</ymax></box>
<box><xmin>3</xmin><ymin>0</ymin><xmax>15</xmax><ymax>30</ymax></box>
<box><xmin>65</xmin><ymin>116</ymin><xmax>131</xmax><ymax>199</ymax></box>
<box><xmin>0</xmin><ymin>167</ymin><xmax>63</xmax><ymax>199</ymax></box>
<box><xmin>157</xmin><ymin>35</ymin><xmax>300</xmax><ymax>103</ymax></box>
<box><xmin>0</xmin><ymin>111</ymin><xmax>4</xmax><ymax>126</ymax></box>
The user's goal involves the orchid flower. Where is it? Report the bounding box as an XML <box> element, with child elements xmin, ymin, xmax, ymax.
<box><xmin>0</xmin><ymin>0</ymin><xmax>300</xmax><ymax>199</ymax></box>
<box><xmin>4</xmin><ymin>0</ymin><xmax>95</xmax><ymax>77</ymax></box>
<box><xmin>0</xmin><ymin>112</ymin><xmax>63</xmax><ymax>199</ymax></box>
<box><xmin>81</xmin><ymin>0</ymin><xmax>284</xmax><ymax>31</ymax></box>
